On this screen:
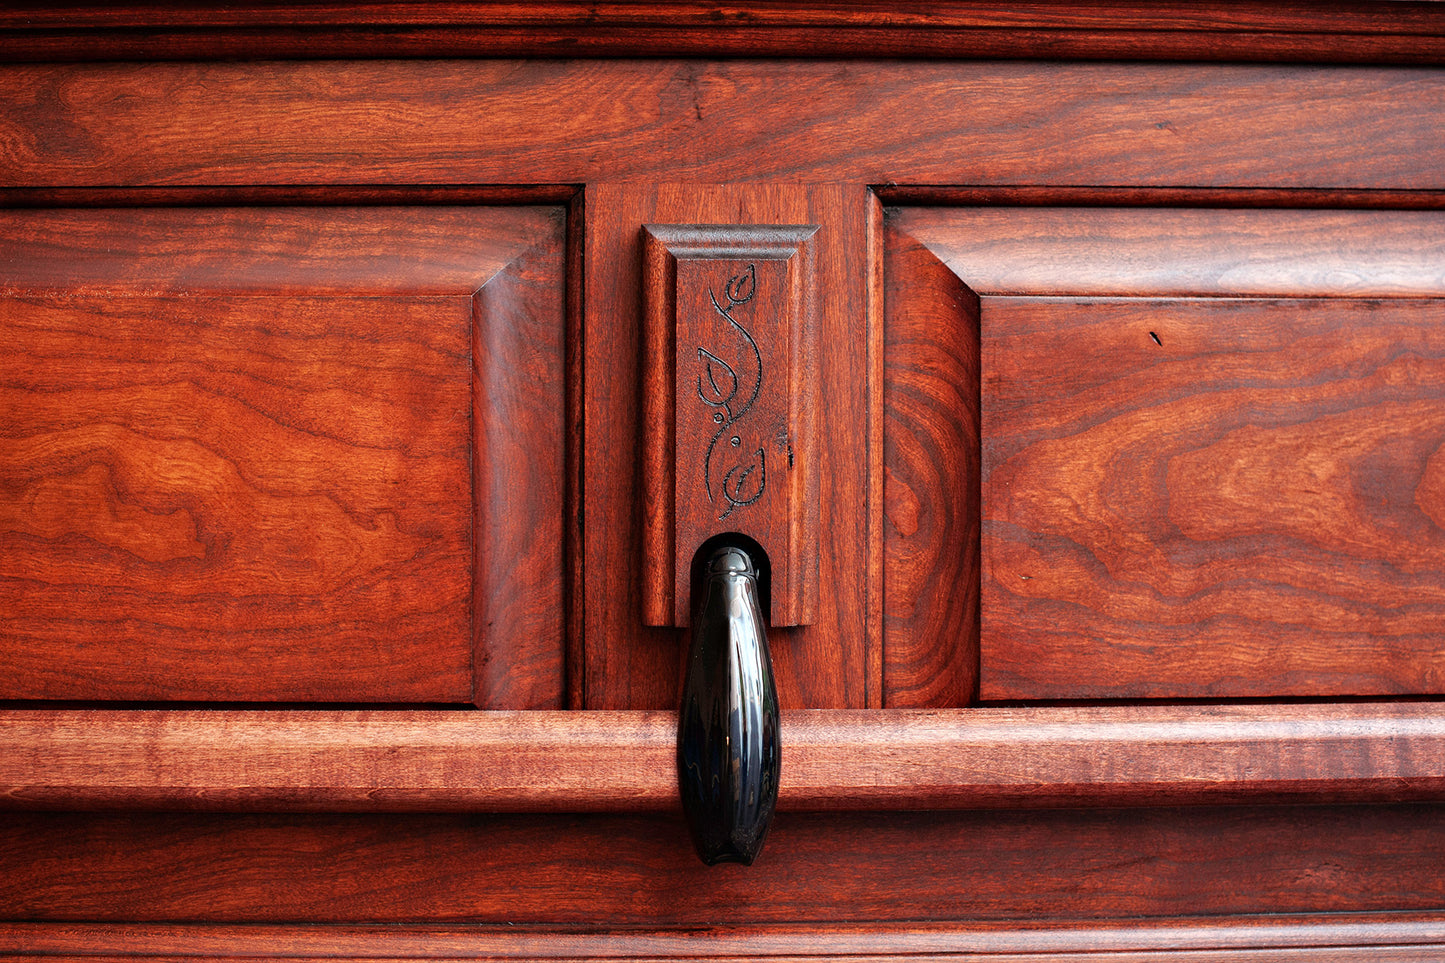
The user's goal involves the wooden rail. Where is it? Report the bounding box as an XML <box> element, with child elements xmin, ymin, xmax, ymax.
<box><xmin>3</xmin><ymin>704</ymin><xmax>1443</xmax><ymax>812</ymax></box>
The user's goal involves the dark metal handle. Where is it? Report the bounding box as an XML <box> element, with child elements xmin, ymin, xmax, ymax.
<box><xmin>677</xmin><ymin>545</ymin><xmax>780</xmax><ymax>866</ymax></box>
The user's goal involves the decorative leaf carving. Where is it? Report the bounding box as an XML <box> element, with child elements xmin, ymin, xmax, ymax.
<box><xmin>696</xmin><ymin>347</ymin><xmax>738</xmax><ymax>409</ymax></box>
<box><xmin>700</xmin><ymin>263</ymin><xmax>766</xmax><ymax>519</ymax></box>
<box><xmin>720</xmin><ymin>449</ymin><xmax>767</xmax><ymax>520</ymax></box>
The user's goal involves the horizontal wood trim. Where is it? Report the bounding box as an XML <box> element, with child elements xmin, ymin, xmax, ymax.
<box><xmin>4</xmin><ymin>62</ymin><xmax>1442</xmax><ymax>189</ymax></box>
<box><xmin>3</xmin><ymin>704</ymin><xmax>1444</xmax><ymax>812</ymax></box>
<box><xmin>4</xmin><ymin>29</ymin><xmax>1444</xmax><ymax>68</ymax></box>
<box><xmin>5</xmin><ymin>3</ymin><xmax>1442</xmax><ymax>33</ymax></box>
<box><xmin>0</xmin><ymin>185</ymin><xmax>580</xmax><ymax>208</ymax></box>
<box><xmin>1</xmin><ymin>4</ymin><xmax>1443</xmax><ymax>64</ymax></box>
<box><xmin>8</xmin><ymin>806</ymin><xmax>1445</xmax><ymax>924</ymax></box>
<box><xmin>5</xmin><ymin>916</ymin><xmax>1445</xmax><ymax>960</ymax></box>
<box><xmin>877</xmin><ymin>186</ymin><xmax>1445</xmax><ymax>210</ymax></box>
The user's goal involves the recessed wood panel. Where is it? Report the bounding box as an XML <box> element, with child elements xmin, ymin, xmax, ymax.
<box><xmin>981</xmin><ymin>296</ymin><xmax>1445</xmax><ymax>699</ymax></box>
<box><xmin>887</xmin><ymin>206</ymin><xmax>1445</xmax><ymax>702</ymax></box>
<box><xmin>0</xmin><ymin>205</ymin><xmax>566</xmax><ymax>703</ymax></box>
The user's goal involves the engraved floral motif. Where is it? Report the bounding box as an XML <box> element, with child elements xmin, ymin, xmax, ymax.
<box><xmin>696</xmin><ymin>263</ymin><xmax>765</xmax><ymax>521</ymax></box>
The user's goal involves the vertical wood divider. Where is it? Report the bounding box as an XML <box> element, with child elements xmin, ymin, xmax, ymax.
<box><xmin>584</xmin><ymin>185</ymin><xmax>875</xmax><ymax>709</ymax></box>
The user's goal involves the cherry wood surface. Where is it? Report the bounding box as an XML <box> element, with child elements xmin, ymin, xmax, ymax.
<box><xmin>2</xmin><ymin>2</ymin><xmax>1443</xmax><ymax>64</ymax></box>
<box><xmin>472</xmin><ymin>214</ymin><xmax>570</xmax><ymax>709</ymax></box>
<box><xmin>584</xmin><ymin>184</ymin><xmax>879</xmax><ymax>709</ymax></box>
<box><xmin>4</xmin><ymin>804</ymin><xmax>1445</xmax><ymax>923</ymax></box>
<box><xmin>882</xmin><ymin>216</ymin><xmax>980</xmax><ymax>708</ymax></box>
<box><xmin>7</xmin><ymin>916</ymin><xmax>1445</xmax><ymax>962</ymax></box>
<box><xmin>887</xmin><ymin>206</ymin><xmax>1445</xmax><ymax>701</ymax></box>
<box><xmin>3</xmin><ymin>10</ymin><xmax>1445</xmax><ymax>957</ymax></box>
<box><xmin>0</xmin><ymin>206</ymin><xmax>563</xmax><ymax>703</ymax></box>
<box><xmin>3</xmin><ymin>705</ymin><xmax>1442</xmax><ymax>812</ymax></box>
<box><xmin>982</xmin><ymin>296</ymin><xmax>1445</xmax><ymax>699</ymax></box>
<box><xmin>896</xmin><ymin>208</ymin><xmax>1445</xmax><ymax>299</ymax></box>
<box><xmin>4</xmin><ymin>63</ymin><xmax>1443</xmax><ymax>190</ymax></box>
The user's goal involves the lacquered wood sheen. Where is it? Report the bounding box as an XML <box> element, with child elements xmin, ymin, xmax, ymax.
<box><xmin>882</xmin><ymin>215</ymin><xmax>979</xmax><ymax>708</ymax></box>
<box><xmin>4</xmin><ymin>805</ymin><xmax>1445</xmax><ymax>923</ymax></box>
<box><xmin>5</xmin><ymin>9</ymin><xmax>1445</xmax><ymax>954</ymax></box>
<box><xmin>982</xmin><ymin>296</ymin><xmax>1445</xmax><ymax>699</ymax></box>
<box><xmin>473</xmin><ymin>216</ymin><xmax>569</xmax><ymax>708</ymax></box>
<box><xmin>7</xmin><ymin>917</ymin><xmax>1445</xmax><ymax>962</ymax></box>
<box><xmin>3</xmin><ymin>63</ymin><xmax>1443</xmax><ymax>189</ymax></box>
<box><xmin>2</xmin><ymin>3</ymin><xmax>1443</xmax><ymax>63</ymax></box>
<box><xmin>640</xmin><ymin>225</ymin><xmax>820</xmax><ymax>628</ymax></box>
<box><xmin>0</xmin><ymin>207</ymin><xmax>555</xmax><ymax>701</ymax></box>
<box><xmin>899</xmin><ymin>208</ymin><xmax>1445</xmax><ymax>298</ymax></box>
<box><xmin>890</xmin><ymin>206</ymin><xmax>1445</xmax><ymax>700</ymax></box>
<box><xmin>584</xmin><ymin>184</ymin><xmax>874</xmax><ymax>709</ymax></box>
<box><xmin>3</xmin><ymin>705</ymin><xmax>1442</xmax><ymax>812</ymax></box>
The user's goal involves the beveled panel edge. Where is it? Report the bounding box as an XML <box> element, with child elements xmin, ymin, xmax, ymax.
<box><xmin>0</xmin><ymin>202</ymin><xmax>572</xmax><ymax>296</ymax></box>
<box><xmin>892</xmin><ymin>205</ymin><xmax>1445</xmax><ymax>298</ymax></box>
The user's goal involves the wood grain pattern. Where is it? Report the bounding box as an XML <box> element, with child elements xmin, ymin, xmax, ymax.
<box><xmin>3</xmin><ymin>63</ymin><xmax>1443</xmax><ymax>190</ymax></box>
<box><xmin>981</xmin><ymin>296</ymin><xmax>1445</xmax><ymax>699</ymax></box>
<box><xmin>641</xmin><ymin>224</ymin><xmax>819</xmax><ymax>627</ymax></box>
<box><xmin>3</xmin><ymin>705</ymin><xmax>1442</xmax><ymax>812</ymax></box>
<box><xmin>898</xmin><ymin>208</ymin><xmax>1445</xmax><ymax>299</ymax></box>
<box><xmin>473</xmin><ymin>216</ymin><xmax>569</xmax><ymax>708</ymax></box>
<box><xmin>882</xmin><ymin>214</ymin><xmax>979</xmax><ymax>708</ymax></box>
<box><xmin>1</xmin><ymin>3</ymin><xmax>1443</xmax><ymax>64</ymax></box>
<box><xmin>3</xmin><ymin>804</ymin><xmax>1444</xmax><ymax>923</ymax></box>
<box><xmin>0</xmin><ymin>205</ymin><xmax>566</xmax><ymax>702</ymax></box>
<box><xmin>6</xmin><ymin>3</ymin><xmax>1443</xmax><ymax>32</ymax></box>
<box><xmin>7</xmin><ymin>916</ymin><xmax>1445</xmax><ymax>962</ymax></box>
<box><xmin>584</xmin><ymin>184</ymin><xmax>874</xmax><ymax>709</ymax></box>
<box><xmin>888</xmin><ymin>206</ymin><xmax>1445</xmax><ymax>700</ymax></box>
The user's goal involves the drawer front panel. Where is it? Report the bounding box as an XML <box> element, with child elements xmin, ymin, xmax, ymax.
<box><xmin>0</xmin><ymin>205</ymin><xmax>567</xmax><ymax>703</ymax></box>
<box><xmin>885</xmin><ymin>206</ymin><xmax>1445</xmax><ymax>702</ymax></box>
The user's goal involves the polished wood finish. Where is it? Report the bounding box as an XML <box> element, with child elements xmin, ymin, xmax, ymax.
<box><xmin>882</xmin><ymin>217</ymin><xmax>980</xmax><ymax>707</ymax></box>
<box><xmin>2</xmin><ymin>3</ymin><xmax>1443</xmax><ymax>64</ymax></box>
<box><xmin>4</xmin><ymin>704</ymin><xmax>1442</xmax><ymax>812</ymax></box>
<box><xmin>473</xmin><ymin>212</ymin><xmax>569</xmax><ymax>709</ymax></box>
<box><xmin>982</xmin><ymin>296</ymin><xmax>1445</xmax><ymax>699</ymax></box>
<box><xmin>5</xmin><ymin>805</ymin><xmax>1445</xmax><ymax>923</ymax></box>
<box><xmin>897</xmin><ymin>207</ymin><xmax>1445</xmax><ymax>298</ymax></box>
<box><xmin>4</xmin><ymin>63</ymin><xmax>1443</xmax><ymax>190</ymax></box>
<box><xmin>7</xmin><ymin>916</ymin><xmax>1445</xmax><ymax>961</ymax></box>
<box><xmin>585</xmin><ymin>185</ymin><xmax>877</xmax><ymax>709</ymax></box>
<box><xmin>888</xmin><ymin>207</ymin><xmax>1445</xmax><ymax>700</ymax></box>
<box><xmin>4</xmin><ymin>8</ymin><xmax>1445</xmax><ymax>959</ymax></box>
<box><xmin>641</xmin><ymin>224</ymin><xmax>819</xmax><ymax>627</ymax></box>
<box><xmin>0</xmin><ymin>206</ymin><xmax>563</xmax><ymax>703</ymax></box>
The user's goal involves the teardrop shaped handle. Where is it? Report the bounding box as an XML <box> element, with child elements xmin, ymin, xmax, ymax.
<box><xmin>677</xmin><ymin>545</ymin><xmax>780</xmax><ymax>866</ymax></box>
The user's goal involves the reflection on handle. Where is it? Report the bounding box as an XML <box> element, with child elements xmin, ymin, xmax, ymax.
<box><xmin>677</xmin><ymin>545</ymin><xmax>780</xmax><ymax>866</ymax></box>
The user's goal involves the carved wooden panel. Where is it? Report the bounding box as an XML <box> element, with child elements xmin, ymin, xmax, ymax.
<box><xmin>0</xmin><ymin>204</ymin><xmax>568</xmax><ymax>704</ymax></box>
<box><xmin>584</xmin><ymin>185</ymin><xmax>878</xmax><ymax>709</ymax></box>
<box><xmin>886</xmin><ymin>206</ymin><xmax>1445</xmax><ymax>702</ymax></box>
<box><xmin>641</xmin><ymin>224</ymin><xmax>819</xmax><ymax>627</ymax></box>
